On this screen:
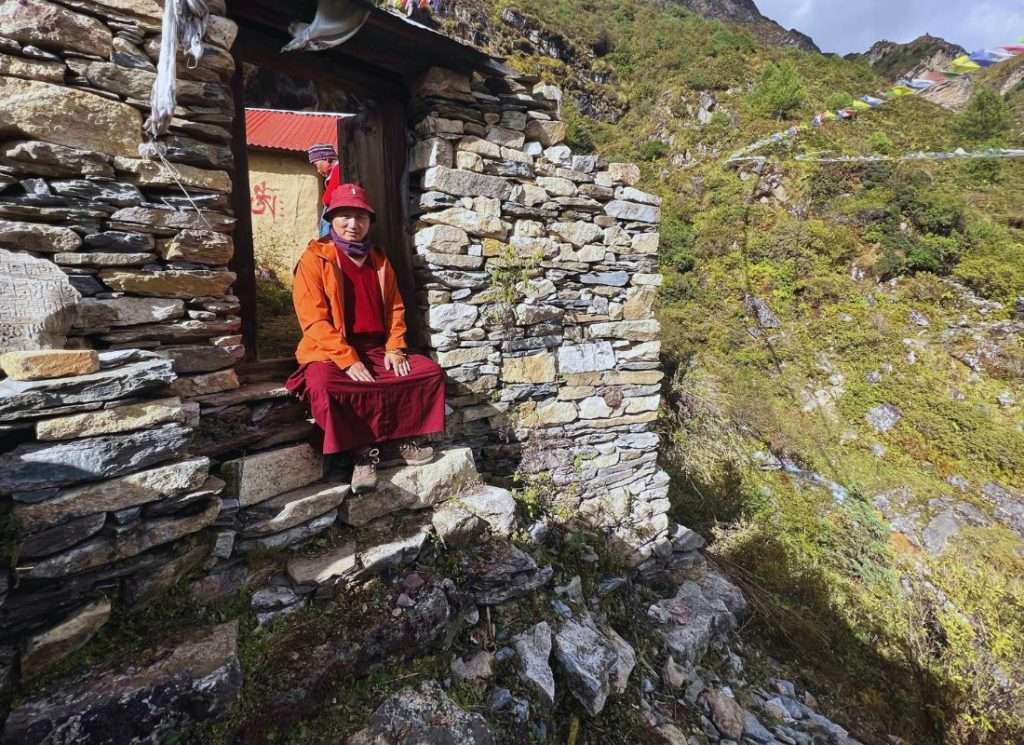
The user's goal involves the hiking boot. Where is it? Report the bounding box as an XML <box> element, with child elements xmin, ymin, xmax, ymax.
<box><xmin>379</xmin><ymin>439</ymin><xmax>435</xmax><ymax>467</ymax></box>
<box><xmin>351</xmin><ymin>446</ymin><xmax>380</xmax><ymax>494</ymax></box>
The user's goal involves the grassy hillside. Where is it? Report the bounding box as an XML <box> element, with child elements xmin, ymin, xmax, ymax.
<box><xmin>453</xmin><ymin>2</ymin><xmax>1024</xmax><ymax>742</ymax></box>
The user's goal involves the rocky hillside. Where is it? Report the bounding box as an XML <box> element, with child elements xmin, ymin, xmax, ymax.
<box><xmin>854</xmin><ymin>34</ymin><xmax>966</xmax><ymax>81</ymax></box>
<box><xmin>430</xmin><ymin>2</ymin><xmax>1024</xmax><ymax>743</ymax></box>
<box><xmin>668</xmin><ymin>0</ymin><xmax>820</xmax><ymax>52</ymax></box>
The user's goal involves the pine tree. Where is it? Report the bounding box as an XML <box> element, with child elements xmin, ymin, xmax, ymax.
<box><xmin>749</xmin><ymin>60</ymin><xmax>806</xmax><ymax>120</ymax></box>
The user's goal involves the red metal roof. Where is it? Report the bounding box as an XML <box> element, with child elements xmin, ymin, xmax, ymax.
<box><xmin>245</xmin><ymin>109</ymin><xmax>346</xmax><ymax>153</ymax></box>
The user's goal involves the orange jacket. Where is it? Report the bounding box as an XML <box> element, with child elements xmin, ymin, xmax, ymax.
<box><xmin>292</xmin><ymin>238</ymin><xmax>407</xmax><ymax>369</ymax></box>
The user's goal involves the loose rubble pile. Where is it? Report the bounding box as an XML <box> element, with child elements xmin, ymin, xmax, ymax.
<box><xmin>409</xmin><ymin>67</ymin><xmax>672</xmax><ymax>567</ymax></box>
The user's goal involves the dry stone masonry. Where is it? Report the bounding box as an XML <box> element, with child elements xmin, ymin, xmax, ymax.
<box><xmin>0</xmin><ymin>1</ymin><xmax>680</xmax><ymax>732</ymax></box>
<box><xmin>409</xmin><ymin>67</ymin><xmax>671</xmax><ymax>567</ymax></box>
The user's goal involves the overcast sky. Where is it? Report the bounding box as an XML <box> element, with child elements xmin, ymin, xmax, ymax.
<box><xmin>755</xmin><ymin>0</ymin><xmax>1024</xmax><ymax>56</ymax></box>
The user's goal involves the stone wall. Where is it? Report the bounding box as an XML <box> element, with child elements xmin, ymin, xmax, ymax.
<box><xmin>0</xmin><ymin>1</ymin><xmax>671</xmax><ymax>695</ymax></box>
<box><xmin>408</xmin><ymin>68</ymin><xmax>670</xmax><ymax>566</ymax></box>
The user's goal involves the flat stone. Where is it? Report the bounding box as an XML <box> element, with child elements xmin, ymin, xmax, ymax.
<box><xmin>158</xmin><ymin>344</ymin><xmax>244</xmax><ymax>374</ymax></box>
<box><xmin>435</xmin><ymin>346</ymin><xmax>492</xmax><ymax>367</ymax></box>
<box><xmin>100</xmin><ymin>318</ymin><xmax>241</xmax><ymax>345</ymax></box>
<box><xmin>429</xmin><ymin>302</ymin><xmax>479</xmax><ymax>332</ymax></box>
<box><xmin>554</xmin><ymin>619</ymin><xmax>618</xmax><ymax>716</ymax></box>
<box><xmin>422</xmin><ymin>166</ymin><xmax>512</xmax><ymax>201</ymax></box>
<box><xmin>36</xmin><ymin>397</ymin><xmax>186</xmax><ymax>441</ymax></box>
<box><xmin>56</xmin><ymin>252</ymin><xmax>154</xmax><ymax>267</ymax></box>
<box><xmin>157</xmin><ymin>229</ymin><xmax>234</xmax><ymax>265</ymax></box>
<box><xmin>0</xmin><ymin>51</ymin><xmax>65</xmax><ymax>83</ymax></box>
<box><xmin>356</xmin><ymin>528</ymin><xmax>430</xmax><ymax>579</ymax></box>
<box><xmin>3</xmin><ymin>621</ymin><xmax>241</xmax><ymax>744</ymax></box>
<box><xmin>410</xmin><ymin>137</ymin><xmax>454</xmax><ymax>172</ymax></box>
<box><xmin>168</xmin><ymin>368</ymin><xmax>240</xmax><ymax>398</ymax></box>
<box><xmin>83</xmin><ymin>231</ymin><xmax>154</xmax><ymax>253</ymax></box>
<box><xmin>550</xmin><ymin>221</ymin><xmax>604</xmax><ymax>247</ymax></box>
<box><xmin>536</xmin><ymin>176</ymin><xmax>575</xmax><ymax>196</ymax></box>
<box><xmin>100</xmin><ymin>269</ymin><xmax>236</xmax><ymax>299</ymax></box>
<box><xmin>0</xmin><ymin>218</ymin><xmax>82</xmax><ymax>253</ymax></box>
<box><xmin>21</xmin><ymin>598</ymin><xmax>111</xmax><ymax>680</ymax></box>
<box><xmin>14</xmin><ymin>458</ymin><xmax>209</xmax><ymax>532</ymax></box>
<box><xmin>124</xmin><ymin>538</ymin><xmax>210</xmax><ymax>607</ymax></box>
<box><xmin>525</xmin><ymin>119</ymin><xmax>566</xmax><ymax>147</ymax></box>
<box><xmin>607</xmin><ymin>163</ymin><xmax>641</xmax><ymax>186</ymax></box>
<box><xmin>0</xmin><ymin>0</ymin><xmax>113</xmax><ymax>57</ymax></box>
<box><xmin>67</xmin><ymin>59</ymin><xmax>231</xmax><ymax>109</ymax></box>
<box><xmin>589</xmin><ymin>320</ymin><xmax>661</xmax><ymax>341</ymax></box>
<box><xmin>0</xmin><ymin>423</ymin><xmax>192</xmax><ymax>494</ymax></box>
<box><xmin>0</xmin><ymin>76</ymin><xmax>141</xmax><ymax>158</ymax></box>
<box><xmin>502</xmin><ymin>352</ymin><xmax>556</xmax><ymax>383</ymax></box>
<box><xmin>513</xmin><ymin>621</ymin><xmax>555</xmax><ymax>706</ymax></box>
<box><xmin>113</xmin><ymin>157</ymin><xmax>231</xmax><ymax>193</ymax></box>
<box><xmin>16</xmin><ymin>496</ymin><xmax>220</xmax><ymax>580</ymax></box>
<box><xmin>109</xmin><ymin>206</ymin><xmax>234</xmax><ymax>234</ymax></box>
<box><xmin>615</xmin><ymin>186</ymin><xmax>661</xmax><ymax>205</ymax></box>
<box><xmin>242</xmin><ymin>483</ymin><xmax>349</xmax><ymax>537</ymax></box>
<box><xmin>348</xmin><ymin>681</ymin><xmax>495</xmax><ymax>745</ymax></box>
<box><xmin>421</xmin><ymin>207</ymin><xmax>508</xmax><ymax>240</ymax></box>
<box><xmin>0</xmin><ymin>350</ymin><xmax>98</xmax><ymax>381</ymax></box>
<box><xmin>558</xmin><ymin>342</ymin><xmax>616</xmax><ymax>374</ymax></box>
<box><xmin>287</xmin><ymin>539</ymin><xmax>357</xmax><ymax>585</ymax></box>
<box><xmin>222</xmin><ymin>444</ymin><xmax>323</xmax><ymax>507</ymax></box>
<box><xmin>19</xmin><ymin>511</ymin><xmax>107</xmax><ymax>559</ymax></box>
<box><xmin>415</xmin><ymin>225</ymin><xmax>470</xmax><ymax>255</ymax></box>
<box><xmin>50</xmin><ymin>179</ymin><xmax>143</xmax><ymax>206</ymax></box>
<box><xmin>581</xmin><ymin>271</ymin><xmax>629</xmax><ymax>286</ymax></box>
<box><xmin>0</xmin><ymin>140</ymin><xmax>113</xmax><ymax>178</ymax></box>
<box><xmin>602</xmin><ymin>624</ymin><xmax>636</xmax><ymax>694</ymax></box>
<box><xmin>235</xmin><ymin>510</ymin><xmax>337</xmax><ymax>554</ymax></box>
<box><xmin>74</xmin><ymin>297</ymin><xmax>186</xmax><ymax>330</ymax></box>
<box><xmin>604</xmin><ymin>200</ymin><xmax>660</xmax><ymax>224</ymax></box>
<box><xmin>0</xmin><ymin>357</ymin><xmax>175</xmax><ymax>422</ymax></box>
<box><xmin>341</xmin><ymin>447</ymin><xmax>478</xmax><ymax>526</ymax></box>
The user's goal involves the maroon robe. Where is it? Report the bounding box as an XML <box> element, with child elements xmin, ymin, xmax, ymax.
<box><xmin>286</xmin><ymin>250</ymin><xmax>445</xmax><ymax>454</ymax></box>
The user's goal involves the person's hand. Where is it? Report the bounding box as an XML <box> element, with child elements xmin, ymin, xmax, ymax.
<box><xmin>345</xmin><ymin>360</ymin><xmax>374</xmax><ymax>382</ymax></box>
<box><xmin>385</xmin><ymin>351</ymin><xmax>411</xmax><ymax>377</ymax></box>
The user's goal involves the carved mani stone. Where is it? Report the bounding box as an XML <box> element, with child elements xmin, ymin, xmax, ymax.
<box><xmin>0</xmin><ymin>249</ymin><xmax>80</xmax><ymax>354</ymax></box>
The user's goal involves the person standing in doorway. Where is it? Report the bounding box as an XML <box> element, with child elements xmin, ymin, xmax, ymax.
<box><xmin>307</xmin><ymin>143</ymin><xmax>341</xmax><ymax>237</ymax></box>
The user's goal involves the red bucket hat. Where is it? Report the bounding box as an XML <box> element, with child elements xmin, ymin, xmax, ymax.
<box><xmin>324</xmin><ymin>183</ymin><xmax>376</xmax><ymax>222</ymax></box>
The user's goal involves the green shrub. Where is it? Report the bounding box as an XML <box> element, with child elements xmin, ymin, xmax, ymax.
<box><xmin>868</xmin><ymin>131</ymin><xmax>895</xmax><ymax>155</ymax></box>
<box><xmin>825</xmin><ymin>91</ymin><xmax>854</xmax><ymax>110</ymax></box>
<box><xmin>908</xmin><ymin>189</ymin><xmax>966</xmax><ymax>236</ymax></box>
<box><xmin>562</xmin><ymin>99</ymin><xmax>596</xmax><ymax>153</ymax></box>
<box><xmin>906</xmin><ymin>233</ymin><xmax>963</xmax><ymax>274</ymax></box>
<box><xmin>638</xmin><ymin>139</ymin><xmax>669</xmax><ymax>161</ymax></box>
<box><xmin>954</xmin><ymin>88</ymin><xmax>1013</xmax><ymax>142</ymax></box>
<box><xmin>749</xmin><ymin>60</ymin><xmax>806</xmax><ymax>120</ymax></box>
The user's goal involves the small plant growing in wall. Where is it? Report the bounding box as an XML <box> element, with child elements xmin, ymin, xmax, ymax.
<box><xmin>484</xmin><ymin>244</ymin><xmax>545</xmax><ymax>331</ymax></box>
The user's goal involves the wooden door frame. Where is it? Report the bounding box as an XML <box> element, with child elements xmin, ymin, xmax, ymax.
<box><xmin>227</xmin><ymin>19</ymin><xmax>417</xmax><ymax>358</ymax></box>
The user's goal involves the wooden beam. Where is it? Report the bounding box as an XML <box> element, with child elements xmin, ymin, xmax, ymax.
<box><xmin>227</xmin><ymin>61</ymin><xmax>259</xmax><ymax>359</ymax></box>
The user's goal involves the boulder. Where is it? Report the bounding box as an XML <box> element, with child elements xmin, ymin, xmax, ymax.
<box><xmin>432</xmin><ymin>485</ymin><xmax>517</xmax><ymax>545</ymax></box>
<box><xmin>341</xmin><ymin>447</ymin><xmax>478</xmax><ymax>526</ymax></box>
<box><xmin>650</xmin><ymin>570</ymin><xmax>746</xmax><ymax>667</ymax></box>
<box><xmin>20</xmin><ymin>598</ymin><xmax>111</xmax><ymax>680</ymax></box>
<box><xmin>0</xmin><ymin>76</ymin><xmax>141</xmax><ymax>158</ymax></box>
<box><xmin>348</xmin><ymin>681</ymin><xmax>495</xmax><ymax>745</ymax></box>
<box><xmin>14</xmin><ymin>458</ymin><xmax>209</xmax><ymax>532</ymax></box>
<box><xmin>3</xmin><ymin>622</ymin><xmax>241</xmax><ymax>744</ymax></box>
<box><xmin>512</xmin><ymin>621</ymin><xmax>555</xmax><ymax>706</ymax></box>
<box><xmin>0</xmin><ymin>357</ymin><xmax>176</xmax><ymax>422</ymax></box>
<box><xmin>0</xmin><ymin>423</ymin><xmax>192</xmax><ymax>494</ymax></box>
<box><xmin>553</xmin><ymin>619</ymin><xmax>618</xmax><ymax>715</ymax></box>
<box><xmin>0</xmin><ymin>350</ymin><xmax>98</xmax><ymax>381</ymax></box>
<box><xmin>466</xmin><ymin>541</ymin><xmax>553</xmax><ymax>606</ymax></box>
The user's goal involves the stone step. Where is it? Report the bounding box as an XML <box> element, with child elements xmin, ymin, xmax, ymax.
<box><xmin>240</xmin><ymin>482</ymin><xmax>350</xmax><ymax>538</ymax></box>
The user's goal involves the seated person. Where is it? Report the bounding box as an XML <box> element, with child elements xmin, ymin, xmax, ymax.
<box><xmin>286</xmin><ymin>184</ymin><xmax>445</xmax><ymax>493</ymax></box>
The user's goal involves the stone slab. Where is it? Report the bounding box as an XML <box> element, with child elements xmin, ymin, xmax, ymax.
<box><xmin>242</xmin><ymin>483</ymin><xmax>350</xmax><ymax>537</ymax></box>
<box><xmin>221</xmin><ymin>444</ymin><xmax>324</xmax><ymax>507</ymax></box>
<box><xmin>14</xmin><ymin>457</ymin><xmax>209</xmax><ymax>532</ymax></box>
<box><xmin>21</xmin><ymin>598</ymin><xmax>111</xmax><ymax>680</ymax></box>
<box><xmin>35</xmin><ymin>397</ymin><xmax>186</xmax><ymax>441</ymax></box>
<box><xmin>0</xmin><ymin>350</ymin><xmax>98</xmax><ymax>381</ymax></box>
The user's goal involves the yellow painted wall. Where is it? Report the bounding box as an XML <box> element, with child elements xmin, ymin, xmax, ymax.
<box><xmin>248</xmin><ymin>150</ymin><xmax>322</xmax><ymax>286</ymax></box>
